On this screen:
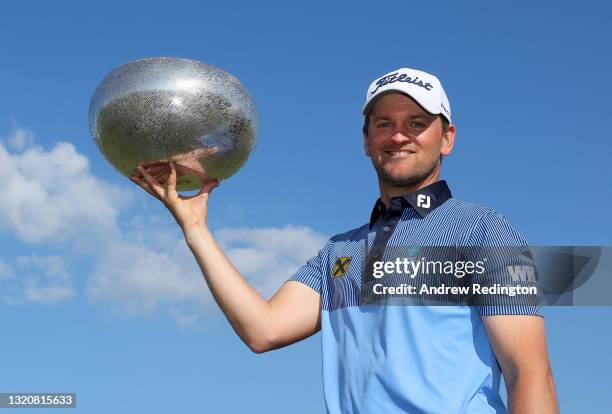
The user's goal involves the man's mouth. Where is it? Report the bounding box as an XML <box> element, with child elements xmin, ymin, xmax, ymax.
<box><xmin>385</xmin><ymin>150</ymin><xmax>416</xmax><ymax>157</ymax></box>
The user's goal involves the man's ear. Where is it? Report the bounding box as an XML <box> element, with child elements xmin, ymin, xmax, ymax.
<box><xmin>440</xmin><ymin>124</ymin><xmax>456</xmax><ymax>157</ymax></box>
<box><xmin>363</xmin><ymin>132</ymin><xmax>371</xmax><ymax>157</ymax></box>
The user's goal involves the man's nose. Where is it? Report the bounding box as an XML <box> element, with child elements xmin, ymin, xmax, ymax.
<box><xmin>389</xmin><ymin>130</ymin><xmax>411</xmax><ymax>144</ymax></box>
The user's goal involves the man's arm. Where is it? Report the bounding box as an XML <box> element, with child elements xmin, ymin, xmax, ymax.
<box><xmin>482</xmin><ymin>315</ymin><xmax>559</xmax><ymax>413</ymax></box>
<box><xmin>131</xmin><ymin>162</ymin><xmax>321</xmax><ymax>354</ymax></box>
<box><xmin>185</xmin><ymin>225</ymin><xmax>321</xmax><ymax>353</ymax></box>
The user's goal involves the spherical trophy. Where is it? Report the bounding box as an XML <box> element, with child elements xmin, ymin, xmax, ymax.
<box><xmin>88</xmin><ymin>57</ymin><xmax>259</xmax><ymax>191</ymax></box>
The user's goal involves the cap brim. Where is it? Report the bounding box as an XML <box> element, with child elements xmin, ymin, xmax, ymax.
<box><xmin>362</xmin><ymin>88</ymin><xmax>441</xmax><ymax>118</ymax></box>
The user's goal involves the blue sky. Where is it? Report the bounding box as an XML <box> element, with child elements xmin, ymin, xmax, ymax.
<box><xmin>1</xmin><ymin>0</ymin><xmax>611</xmax><ymax>412</ymax></box>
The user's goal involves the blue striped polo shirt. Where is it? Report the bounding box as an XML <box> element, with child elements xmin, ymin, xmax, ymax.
<box><xmin>287</xmin><ymin>180</ymin><xmax>541</xmax><ymax>414</ymax></box>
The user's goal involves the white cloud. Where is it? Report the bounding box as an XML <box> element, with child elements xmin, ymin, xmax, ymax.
<box><xmin>16</xmin><ymin>254</ymin><xmax>71</xmax><ymax>281</ymax></box>
<box><xmin>86</xmin><ymin>234</ymin><xmax>210</xmax><ymax>315</ymax></box>
<box><xmin>2</xmin><ymin>254</ymin><xmax>75</xmax><ymax>304</ymax></box>
<box><xmin>0</xmin><ymin>134</ymin><xmax>130</xmax><ymax>244</ymax></box>
<box><xmin>23</xmin><ymin>284</ymin><xmax>75</xmax><ymax>304</ymax></box>
<box><xmin>85</xmin><ymin>224</ymin><xmax>327</xmax><ymax>316</ymax></box>
<box><xmin>0</xmin><ymin>127</ymin><xmax>328</xmax><ymax>327</ymax></box>
<box><xmin>0</xmin><ymin>259</ymin><xmax>13</xmax><ymax>280</ymax></box>
<box><xmin>1</xmin><ymin>126</ymin><xmax>34</xmax><ymax>151</ymax></box>
<box><xmin>168</xmin><ymin>307</ymin><xmax>200</xmax><ymax>330</ymax></box>
<box><xmin>216</xmin><ymin>226</ymin><xmax>327</xmax><ymax>298</ymax></box>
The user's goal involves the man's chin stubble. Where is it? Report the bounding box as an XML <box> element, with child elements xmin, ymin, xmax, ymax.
<box><xmin>376</xmin><ymin>161</ymin><xmax>439</xmax><ymax>189</ymax></box>
<box><xmin>380</xmin><ymin>174</ymin><xmax>426</xmax><ymax>188</ymax></box>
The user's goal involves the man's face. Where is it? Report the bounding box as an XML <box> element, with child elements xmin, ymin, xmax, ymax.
<box><xmin>364</xmin><ymin>93</ymin><xmax>454</xmax><ymax>188</ymax></box>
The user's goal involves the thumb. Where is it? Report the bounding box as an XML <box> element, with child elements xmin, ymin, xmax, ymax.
<box><xmin>186</xmin><ymin>179</ymin><xmax>220</xmax><ymax>208</ymax></box>
<box><xmin>198</xmin><ymin>179</ymin><xmax>220</xmax><ymax>196</ymax></box>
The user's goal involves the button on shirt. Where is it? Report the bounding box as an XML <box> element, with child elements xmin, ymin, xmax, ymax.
<box><xmin>287</xmin><ymin>180</ymin><xmax>541</xmax><ymax>414</ymax></box>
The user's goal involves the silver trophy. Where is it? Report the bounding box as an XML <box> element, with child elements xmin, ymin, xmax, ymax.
<box><xmin>88</xmin><ymin>57</ymin><xmax>259</xmax><ymax>190</ymax></box>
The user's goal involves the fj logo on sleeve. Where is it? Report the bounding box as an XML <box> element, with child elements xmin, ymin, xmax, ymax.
<box><xmin>332</xmin><ymin>257</ymin><xmax>352</xmax><ymax>278</ymax></box>
<box><xmin>417</xmin><ymin>194</ymin><xmax>431</xmax><ymax>209</ymax></box>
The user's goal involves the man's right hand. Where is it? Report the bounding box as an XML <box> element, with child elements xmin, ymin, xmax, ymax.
<box><xmin>128</xmin><ymin>161</ymin><xmax>321</xmax><ymax>353</ymax></box>
<box><xmin>130</xmin><ymin>162</ymin><xmax>219</xmax><ymax>234</ymax></box>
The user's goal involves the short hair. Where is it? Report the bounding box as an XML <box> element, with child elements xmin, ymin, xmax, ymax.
<box><xmin>362</xmin><ymin>114</ymin><xmax>450</xmax><ymax>136</ymax></box>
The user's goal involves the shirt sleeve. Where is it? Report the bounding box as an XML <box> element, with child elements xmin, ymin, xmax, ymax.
<box><xmin>285</xmin><ymin>241</ymin><xmax>329</xmax><ymax>295</ymax></box>
<box><xmin>466</xmin><ymin>210</ymin><xmax>543</xmax><ymax>317</ymax></box>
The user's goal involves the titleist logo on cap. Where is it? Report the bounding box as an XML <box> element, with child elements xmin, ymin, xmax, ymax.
<box><xmin>369</xmin><ymin>72</ymin><xmax>434</xmax><ymax>95</ymax></box>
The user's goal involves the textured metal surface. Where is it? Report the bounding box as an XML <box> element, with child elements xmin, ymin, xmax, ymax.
<box><xmin>88</xmin><ymin>57</ymin><xmax>258</xmax><ymax>190</ymax></box>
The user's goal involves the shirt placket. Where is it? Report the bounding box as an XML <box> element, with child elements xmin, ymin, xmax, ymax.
<box><xmin>361</xmin><ymin>197</ymin><xmax>405</xmax><ymax>305</ymax></box>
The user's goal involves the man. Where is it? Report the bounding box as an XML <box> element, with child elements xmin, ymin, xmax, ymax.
<box><xmin>130</xmin><ymin>67</ymin><xmax>559</xmax><ymax>413</ymax></box>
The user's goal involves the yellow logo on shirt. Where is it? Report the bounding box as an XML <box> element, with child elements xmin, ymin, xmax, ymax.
<box><xmin>332</xmin><ymin>257</ymin><xmax>352</xmax><ymax>278</ymax></box>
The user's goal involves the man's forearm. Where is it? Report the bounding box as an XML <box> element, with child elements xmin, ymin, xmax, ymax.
<box><xmin>184</xmin><ymin>224</ymin><xmax>272</xmax><ymax>352</ymax></box>
<box><xmin>507</xmin><ymin>370</ymin><xmax>559</xmax><ymax>414</ymax></box>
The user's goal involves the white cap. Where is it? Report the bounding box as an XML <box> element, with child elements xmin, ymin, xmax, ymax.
<box><xmin>362</xmin><ymin>67</ymin><xmax>451</xmax><ymax>123</ymax></box>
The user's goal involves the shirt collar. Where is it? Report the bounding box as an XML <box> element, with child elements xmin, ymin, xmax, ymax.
<box><xmin>369</xmin><ymin>180</ymin><xmax>453</xmax><ymax>228</ymax></box>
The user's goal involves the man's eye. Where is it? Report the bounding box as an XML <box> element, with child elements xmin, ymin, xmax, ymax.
<box><xmin>410</xmin><ymin>121</ymin><xmax>425</xmax><ymax>128</ymax></box>
<box><xmin>377</xmin><ymin>121</ymin><xmax>391</xmax><ymax>128</ymax></box>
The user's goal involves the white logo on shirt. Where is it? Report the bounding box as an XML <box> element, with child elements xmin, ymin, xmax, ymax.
<box><xmin>417</xmin><ymin>194</ymin><xmax>431</xmax><ymax>209</ymax></box>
